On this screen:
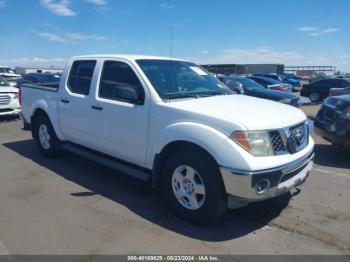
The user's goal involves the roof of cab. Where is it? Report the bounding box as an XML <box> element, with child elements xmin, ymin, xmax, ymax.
<box><xmin>71</xmin><ymin>54</ymin><xmax>187</xmax><ymax>62</ymax></box>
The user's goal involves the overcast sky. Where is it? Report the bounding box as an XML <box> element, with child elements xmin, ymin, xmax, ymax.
<box><xmin>0</xmin><ymin>0</ymin><xmax>349</xmax><ymax>72</ymax></box>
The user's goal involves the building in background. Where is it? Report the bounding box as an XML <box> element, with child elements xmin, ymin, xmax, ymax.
<box><xmin>201</xmin><ymin>64</ymin><xmax>284</xmax><ymax>75</ymax></box>
<box><xmin>15</xmin><ymin>66</ymin><xmax>63</xmax><ymax>75</ymax></box>
<box><xmin>284</xmin><ymin>66</ymin><xmax>336</xmax><ymax>77</ymax></box>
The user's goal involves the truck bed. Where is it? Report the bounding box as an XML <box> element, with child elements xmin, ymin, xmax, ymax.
<box><xmin>21</xmin><ymin>83</ymin><xmax>59</xmax><ymax>125</ymax></box>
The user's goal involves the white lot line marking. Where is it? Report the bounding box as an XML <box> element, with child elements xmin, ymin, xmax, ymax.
<box><xmin>0</xmin><ymin>241</ymin><xmax>9</xmax><ymax>255</ymax></box>
<box><xmin>314</xmin><ymin>168</ymin><xmax>350</xmax><ymax>179</ymax></box>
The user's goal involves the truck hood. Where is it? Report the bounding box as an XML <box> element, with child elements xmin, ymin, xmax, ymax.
<box><xmin>168</xmin><ymin>94</ymin><xmax>306</xmax><ymax>130</ymax></box>
<box><xmin>0</xmin><ymin>86</ymin><xmax>19</xmax><ymax>93</ymax></box>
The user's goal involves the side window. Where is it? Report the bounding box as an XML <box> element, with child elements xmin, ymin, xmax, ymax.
<box><xmin>322</xmin><ymin>80</ymin><xmax>333</xmax><ymax>86</ymax></box>
<box><xmin>68</xmin><ymin>60</ymin><xmax>96</xmax><ymax>95</ymax></box>
<box><xmin>255</xmin><ymin>78</ymin><xmax>268</xmax><ymax>85</ymax></box>
<box><xmin>337</xmin><ymin>79</ymin><xmax>350</xmax><ymax>87</ymax></box>
<box><xmin>99</xmin><ymin>61</ymin><xmax>144</xmax><ymax>103</ymax></box>
<box><xmin>315</xmin><ymin>80</ymin><xmax>326</xmax><ymax>87</ymax></box>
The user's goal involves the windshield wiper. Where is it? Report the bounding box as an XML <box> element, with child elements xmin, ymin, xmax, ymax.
<box><xmin>164</xmin><ymin>93</ymin><xmax>200</xmax><ymax>100</ymax></box>
<box><xmin>195</xmin><ymin>91</ymin><xmax>228</xmax><ymax>97</ymax></box>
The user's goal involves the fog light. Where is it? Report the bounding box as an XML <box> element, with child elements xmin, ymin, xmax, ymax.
<box><xmin>255</xmin><ymin>179</ymin><xmax>270</xmax><ymax>195</ymax></box>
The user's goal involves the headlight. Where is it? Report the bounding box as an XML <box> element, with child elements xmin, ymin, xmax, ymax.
<box><xmin>231</xmin><ymin>131</ymin><xmax>273</xmax><ymax>157</ymax></box>
<box><xmin>13</xmin><ymin>93</ymin><xmax>19</xmax><ymax>100</ymax></box>
<box><xmin>279</xmin><ymin>98</ymin><xmax>292</xmax><ymax>104</ymax></box>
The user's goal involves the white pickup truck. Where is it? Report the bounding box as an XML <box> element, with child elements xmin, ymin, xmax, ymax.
<box><xmin>21</xmin><ymin>55</ymin><xmax>314</xmax><ymax>223</ymax></box>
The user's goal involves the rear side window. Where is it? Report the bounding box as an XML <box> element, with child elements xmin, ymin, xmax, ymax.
<box><xmin>99</xmin><ymin>61</ymin><xmax>144</xmax><ymax>102</ymax></box>
<box><xmin>337</xmin><ymin>79</ymin><xmax>350</xmax><ymax>87</ymax></box>
<box><xmin>68</xmin><ymin>60</ymin><xmax>96</xmax><ymax>95</ymax></box>
<box><xmin>252</xmin><ymin>77</ymin><xmax>268</xmax><ymax>85</ymax></box>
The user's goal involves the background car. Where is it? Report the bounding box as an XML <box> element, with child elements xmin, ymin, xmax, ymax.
<box><xmin>329</xmin><ymin>87</ymin><xmax>350</xmax><ymax>97</ymax></box>
<box><xmin>254</xmin><ymin>73</ymin><xmax>301</xmax><ymax>91</ymax></box>
<box><xmin>248</xmin><ymin>76</ymin><xmax>293</xmax><ymax>92</ymax></box>
<box><xmin>16</xmin><ymin>73</ymin><xmax>61</xmax><ymax>88</ymax></box>
<box><xmin>283</xmin><ymin>73</ymin><xmax>301</xmax><ymax>80</ymax></box>
<box><xmin>0</xmin><ymin>75</ymin><xmax>21</xmax><ymax>117</ymax></box>
<box><xmin>300</xmin><ymin>78</ymin><xmax>350</xmax><ymax>102</ymax></box>
<box><xmin>314</xmin><ymin>95</ymin><xmax>350</xmax><ymax>150</ymax></box>
<box><xmin>223</xmin><ymin>76</ymin><xmax>299</xmax><ymax>107</ymax></box>
<box><xmin>0</xmin><ymin>66</ymin><xmax>21</xmax><ymax>87</ymax></box>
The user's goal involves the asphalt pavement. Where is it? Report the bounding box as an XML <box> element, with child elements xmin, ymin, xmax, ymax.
<box><xmin>0</xmin><ymin>112</ymin><xmax>349</xmax><ymax>255</ymax></box>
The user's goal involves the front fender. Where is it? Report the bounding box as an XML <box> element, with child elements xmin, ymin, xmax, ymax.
<box><xmin>151</xmin><ymin>122</ymin><xmax>250</xmax><ymax>170</ymax></box>
<box><xmin>30</xmin><ymin>100</ymin><xmax>65</xmax><ymax>141</ymax></box>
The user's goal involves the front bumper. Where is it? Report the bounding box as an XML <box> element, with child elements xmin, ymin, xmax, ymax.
<box><xmin>220</xmin><ymin>151</ymin><xmax>314</xmax><ymax>203</ymax></box>
<box><xmin>0</xmin><ymin>108</ymin><xmax>21</xmax><ymax>116</ymax></box>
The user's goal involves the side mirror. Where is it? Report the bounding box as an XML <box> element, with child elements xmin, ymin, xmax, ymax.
<box><xmin>225</xmin><ymin>80</ymin><xmax>244</xmax><ymax>94</ymax></box>
<box><xmin>112</xmin><ymin>85</ymin><xmax>144</xmax><ymax>105</ymax></box>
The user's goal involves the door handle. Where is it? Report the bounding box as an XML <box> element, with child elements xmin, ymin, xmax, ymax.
<box><xmin>60</xmin><ymin>99</ymin><xmax>70</xmax><ymax>104</ymax></box>
<box><xmin>91</xmin><ymin>105</ymin><xmax>103</xmax><ymax>111</ymax></box>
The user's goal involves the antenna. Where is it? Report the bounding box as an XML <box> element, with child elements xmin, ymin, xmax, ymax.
<box><xmin>170</xmin><ymin>25</ymin><xmax>174</xmax><ymax>58</ymax></box>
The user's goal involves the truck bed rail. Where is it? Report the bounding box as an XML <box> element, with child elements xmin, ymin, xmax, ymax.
<box><xmin>22</xmin><ymin>83</ymin><xmax>59</xmax><ymax>92</ymax></box>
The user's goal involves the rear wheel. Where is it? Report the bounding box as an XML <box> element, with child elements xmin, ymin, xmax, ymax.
<box><xmin>309</xmin><ymin>92</ymin><xmax>321</xmax><ymax>103</ymax></box>
<box><xmin>33</xmin><ymin>114</ymin><xmax>62</xmax><ymax>157</ymax></box>
<box><xmin>162</xmin><ymin>147</ymin><xmax>227</xmax><ymax>223</ymax></box>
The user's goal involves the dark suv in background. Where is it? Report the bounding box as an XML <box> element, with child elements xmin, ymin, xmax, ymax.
<box><xmin>300</xmin><ymin>78</ymin><xmax>350</xmax><ymax>102</ymax></box>
<box><xmin>315</xmin><ymin>95</ymin><xmax>350</xmax><ymax>150</ymax></box>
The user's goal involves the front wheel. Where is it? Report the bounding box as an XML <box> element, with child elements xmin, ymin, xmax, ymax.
<box><xmin>162</xmin><ymin>148</ymin><xmax>227</xmax><ymax>223</ymax></box>
<box><xmin>33</xmin><ymin>114</ymin><xmax>62</xmax><ymax>157</ymax></box>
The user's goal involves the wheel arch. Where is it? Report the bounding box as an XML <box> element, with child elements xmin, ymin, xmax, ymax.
<box><xmin>30</xmin><ymin>102</ymin><xmax>64</xmax><ymax>140</ymax></box>
<box><xmin>152</xmin><ymin>140</ymin><xmax>223</xmax><ymax>190</ymax></box>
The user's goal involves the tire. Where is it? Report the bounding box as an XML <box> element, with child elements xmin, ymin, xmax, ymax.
<box><xmin>309</xmin><ymin>92</ymin><xmax>321</xmax><ymax>103</ymax></box>
<box><xmin>162</xmin><ymin>147</ymin><xmax>227</xmax><ymax>223</ymax></box>
<box><xmin>33</xmin><ymin>114</ymin><xmax>62</xmax><ymax>157</ymax></box>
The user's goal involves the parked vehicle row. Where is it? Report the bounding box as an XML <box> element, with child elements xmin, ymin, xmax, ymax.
<box><xmin>254</xmin><ymin>73</ymin><xmax>301</xmax><ymax>91</ymax></box>
<box><xmin>222</xmin><ymin>76</ymin><xmax>299</xmax><ymax>107</ymax></box>
<box><xmin>16</xmin><ymin>73</ymin><xmax>61</xmax><ymax>88</ymax></box>
<box><xmin>248</xmin><ymin>76</ymin><xmax>293</xmax><ymax>93</ymax></box>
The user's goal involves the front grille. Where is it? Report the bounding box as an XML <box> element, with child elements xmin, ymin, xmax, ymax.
<box><xmin>289</xmin><ymin>123</ymin><xmax>306</xmax><ymax>147</ymax></box>
<box><xmin>288</xmin><ymin>123</ymin><xmax>308</xmax><ymax>153</ymax></box>
<box><xmin>0</xmin><ymin>95</ymin><xmax>11</xmax><ymax>105</ymax></box>
<box><xmin>0</xmin><ymin>108</ymin><xmax>13</xmax><ymax>113</ymax></box>
<box><xmin>269</xmin><ymin>122</ymin><xmax>308</xmax><ymax>155</ymax></box>
<box><xmin>269</xmin><ymin>131</ymin><xmax>286</xmax><ymax>154</ymax></box>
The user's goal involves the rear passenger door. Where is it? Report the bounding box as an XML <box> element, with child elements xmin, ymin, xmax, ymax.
<box><xmin>58</xmin><ymin>60</ymin><xmax>97</xmax><ymax>145</ymax></box>
<box><xmin>90</xmin><ymin>60</ymin><xmax>150</xmax><ymax>165</ymax></box>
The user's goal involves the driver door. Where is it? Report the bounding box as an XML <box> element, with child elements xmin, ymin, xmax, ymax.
<box><xmin>90</xmin><ymin>60</ymin><xmax>150</xmax><ymax>166</ymax></box>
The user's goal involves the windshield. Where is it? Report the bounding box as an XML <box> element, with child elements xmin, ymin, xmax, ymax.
<box><xmin>0</xmin><ymin>76</ymin><xmax>10</xmax><ymax>87</ymax></box>
<box><xmin>136</xmin><ymin>59</ymin><xmax>232</xmax><ymax>99</ymax></box>
<box><xmin>0</xmin><ymin>67</ymin><xmax>14</xmax><ymax>74</ymax></box>
<box><xmin>237</xmin><ymin>78</ymin><xmax>265</xmax><ymax>91</ymax></box>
